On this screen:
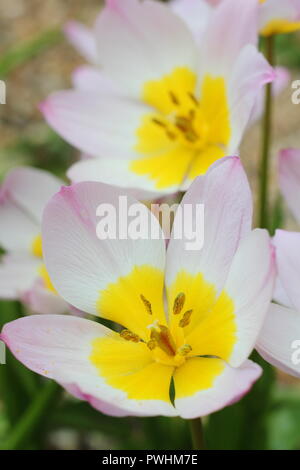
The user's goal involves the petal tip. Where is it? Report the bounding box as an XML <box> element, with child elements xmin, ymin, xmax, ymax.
<box><xmin>38</xmin><ymin>99</ymin><xmax>50</xmax><ymax>116</ymax></box>
<box><xmin>63</xmin><ymin>20</ymin><xmax>78</xmax><ymax>37</ymax></box>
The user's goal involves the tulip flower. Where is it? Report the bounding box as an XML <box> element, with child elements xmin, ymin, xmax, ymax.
<box><xmin>1</xmin><ymin>158</ymin><xmax>275</xmax><ymax>417</ymax></box>
<box><xmin>259</xmin><ymin>0</ymin><xmax>300</xmax><ymax>36</ymax></box>
<box><xmin>65</xmin><ymin>1</ymin><xmax>288</xmax><ymax>131</ymax></box>
<box><xmin>257</xmin><ymin>149</ymin><xmax>300</xmax><ymax>377</ymax></box>
<box><xmin>172</xmin><ymin>0</ymin><xmax>300</xmax><ymax>37</ymax></box>
<box><xmin>0</xmin><ymin>167</ymin><xmax>69</xmax><ymax>315</ymax></box>
<box><xmin>41</xmin><ymin>0</ymin><xmax>273</xmax><ymax>197</ymax></box>
<box><xmin>257</xmin><ymin>230</ymin><xmax>300</xmax><ymax>377</ymax></box>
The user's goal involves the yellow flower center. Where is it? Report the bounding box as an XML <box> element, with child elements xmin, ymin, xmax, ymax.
<box><xmin>130</xmin><ymin>67</ymin><xmax>231</xmax><ymax>189</ymax></box>
<box><xmin>118</xmin><ymin>291</ymin><xmax>194</xmax><ymax>367</ymax></box>
<box><xmin>90</xmin><ymin>266</ymin><xmax>237</xmax><ymax>402</ymax></box>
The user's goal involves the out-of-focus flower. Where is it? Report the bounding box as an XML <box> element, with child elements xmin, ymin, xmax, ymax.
<box><xmin>0</xmin><ymin>167</ymin><xmax>69</xmax><ymax>314</ymax></box>
<box><xmin>257</xmin><ymin>230</ymin><xmax>300</xmax><ymax>377</ymax></box>
<box><xmin>41</xmin><ymin>0</ymin><xmax>273</xmax><ymax>198</ymax></box>
<box><xmin>170</xmin><ymin>0</ymin><xmax>214</xmax><ymax>43</ymax></box>
<box><xmin>171</xmin><ymin>0</ymin><xmax>300</xmax><ymax>37</ymax></box>
<box><xmin>250</xmin><ymin>66</ymin><xmax>291</xmax><ymax>124</ymax></box>
<box><xmin>278</xmin><ymin>148</ymin><xmax>300</xmax><ymax>223</ymax></box>
<box><xmin>257</xmin><ymin>149</ymin><xmax>300</xmax><ymax>377</ymax></box>
<box><xmin>259</xmin><ymin>0</ymin><xmax>300</xmax><ymax>36</ymax></box>
<box><xmin>1</xmin><ymin>158</ymin><xmax>275</xmax><ymax>417</ymax></box>
<box><xmin>64</xmin><ymin>2</ymin><xmax>289</xmax><ymax>132</ymax></box>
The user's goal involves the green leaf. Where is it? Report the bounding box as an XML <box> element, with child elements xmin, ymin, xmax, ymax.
<box><xmin>0</xmin><ymin>301</ymin><xmax>38</xmax><ymax>425</ymax></box>
<box><xmin>0</xmin><ymin>30</ymin><xmax>63</xmax><ymax>78</ymax></box>
<box><xmin>267</xmin><ymin>387</ymin><xmax>300</xmax><ymax>450</ymax></box>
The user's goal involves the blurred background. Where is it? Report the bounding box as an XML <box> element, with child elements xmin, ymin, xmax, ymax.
<box><xmin>0</xmin><ymin>0</ymin><xmax>300</xmax><ymax>450</ymax></box>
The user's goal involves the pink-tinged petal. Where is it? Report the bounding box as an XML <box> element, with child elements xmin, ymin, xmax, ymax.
<box><xmin>40</xmin><ymin>90</ymin><xmax>149</xmax><ymax>159</ymax></box>
<box><xmin>171</xmin><ymin>0</ymin><xmax>213</xmax><ymax>43</ymax></box>
<box><xmin>257</xmin><ymin>303</ymin><xmax>300</xmax><ymax>378</ymax></box>
<box><xmin>205</xmin><ymin>0</ymin><xmax>221</xmax><ymax>5</ymax></box>
<box><xmin>174</xmin><ymin>358</ymin><xmax>262</xmax><ymax>419</ymax></box>
<box><xmin>273</xmin><ymin>277</ymin><xmax>293</xmax><ymax>309</ymax></box>
<box><xmin>1</xmin><ymin>315</ymin><xmax>177</xmax><ymax>417</ymax></box>
<box><xmin>227</xmin><ymin>44</ymin><xmax>275</xmax><ymax>153</ymax></box>
<box><xmin>273</xmin><ymin>229</ymin><xmax>300</xmax><ymax>312</ymax></box>
<box><xmin>0</xmin><ymin>197</ymin><xmax>39</xmax><ymax>253</ymax></box>
<box><xmin>21</xmin><ymin>279</ymin><xmax>69</xmax><ymax>315</ymax></box>
<box><xmin>166</xmin><ymin>157</ymin><xmax>252</xmax><ymax>293</ymax></box>
<box><xmin>0</xmin><ymin>254</ymin><xmax>40</xmax><ymax>299</ymax></box>
<box><xmin>42</xmin><ymin>182</ymin><xmax>166</xmax><ymax>320</ymax></box>
<box><xmin>250</xmin><ymin>67</ymin><xmax>291</xmax><ymax>124</ymax></box>
<box><xmin>94</xmin><ymin>0</ymin><xmax>197</xmax><ymax>97</ymax></box>
<box><xmin>279</xmin><ymin>148</ymin><xmax>300</xmax><ymax>223</ymax></box>
<box><xmin>63</xmin><ymin>20</ymin><xmax>98</xmax><ymax>64</ymax></box>
<box><xmin>67</xmin><ymin>158</ymin><xmax>178</xmax><ymax>200</ymax></box>
<box><xmin>199</xmin><ymin>0</ymin><xmax>259</xmax><ymax>78</ymax></box>
<box><xmin>0</xmin><ymin>315</ymin><xmax>106</xmax><ymax>381</ymax></box>
<box><xmin>0</xmin><ymin>167</ymin><xmax>62</xmax><ymax>252</ymax></box>
<box><xmin>224</xmin><ymin>229</ymin><xmax>276</xmax><ymax>367</ymax></box>
<box><xmin>72</xmin><ymin>66</ymin><xmax>120</xmax><ymax>94</ymax></box>
<box><xmin>60</xmin><ymin>382</ymin><xmax>133</xmax><ymax>417</ymax></box>
<box><xmin>0</xmin><ymin>166</ymin><xmax>62</xmax><ymax>223</ymax></box>
<box><xmin>260</xmin><ymin>0</ymin><xmax>300</xmax><ymax>36</ymax></box>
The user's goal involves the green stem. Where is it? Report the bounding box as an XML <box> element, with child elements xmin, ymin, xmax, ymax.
<box><xmin>259</xmin><ymin>35</ymin><xmax>275</xmax><ymax>229</ymax></box>
<box><xmin>0</xmin><ymin>380</ymin><xmax>60</xmax><ymax>450</ymax></box>
<box><xmin>188</xmin><ymin>418</ymin><xmax>205</xmax><ymax>450</ymax></box>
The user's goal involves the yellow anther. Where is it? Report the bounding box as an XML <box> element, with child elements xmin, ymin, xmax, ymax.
<box><xmin>169</xmin><ymin>91</ymin><xmax>180</xmax><ymax>106</ymax></box>
<box><xmin>140</xmin><ymin>294</ymin><xmax>152</xmax><ymax>315</ymax></box>
<box><xmin>147</xmin><ymin>339</ymin><xmax>157</xmax><ymax>351</ymax></box>
<box><xmin>120</xmin><ymin>329</ymin><xmax>140</xmax><ymax>343</ymax></box>
<box><xmin>152</xmin><ymin>118</ymin><xmax>166</xmax><ymax>128</ymax></box>
<box><xmin>179</xmin><ymin>309</ymin><xmax>193</xmax><ymax>328</ymax></box>
<box><xmin>188</xmin><ymin>92</ymin><xmax>199</xmax><ymax>106</ymax></box>
<box><xmin>173</xmin><ymin>292</ymin><xmax>186</xmax><ymax>315</ymax></box>
<box><xmin>177</xmin><ymin>344</ymin><xmax>192</xmax><ymax>356</ymax></box>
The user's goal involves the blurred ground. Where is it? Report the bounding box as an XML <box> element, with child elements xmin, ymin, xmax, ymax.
<box><xmin>0</xmin><ymin>0</ymin><xmax>104</xmax><ymax>173</ymax></box>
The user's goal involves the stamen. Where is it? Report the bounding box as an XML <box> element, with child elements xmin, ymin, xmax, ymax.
<box><xmin>152</xmin><ymin>118</ymin><xmax>166</xmax><ymax>128</ymax></box>
<box><xmin>140</xmin><ymin>294</ymin><xmax>152</xmax><ymax>315</ymax></box>
<box><xmin>120</xmin><ymin>329</ymin><xmax>140</xmax><ymax>343</ymax></box>
<box><xmin>177</xmin><ymin>344</ymin><xmax>192</xmax><ymax>356</ymax></box>
<box><xmin>173</xmin><ymin>292</ymin><xmax>186</xmax><ymax>315</ymax></box>
<box><xmin>147</xmin><ymin>339</ymin><xmax>157</xmax><ymax>351</ymax></box>
<box><xmin>188</xmin><ymin>92</ymin><xmax>198</xmax><ymax>106</ymax></box>
<box><xmin>169</xmin><ymin>91</ymin><xmax>180</xmax><ymax>106</ymax></box>
<box><xmin>175</xmin><ymin>116</ymin><xmax>198</xmax><ymax>142</ymax></box>
<box><xmin>166</xmin><ymin>130</ymin><xmax>177</xmax><ymax>140</ymax></box>
<box><xmin>185</xmin><ymin>131</ymin><xmax>198</xmax><ymax>143</ymax></box>
<box><xmin>175</xmin><ymin>116</ymin><xmax>190</xmax><ymax>133</ymax></box>
<box><xmin>189</xmin><ymin>109</ymin><xmax>195</xmax><ymax>120</ymax></box>
<box><xmin>179</xmin><ymin>309</ymin><xmax>193</xmax><ymax>328</ymax></box>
